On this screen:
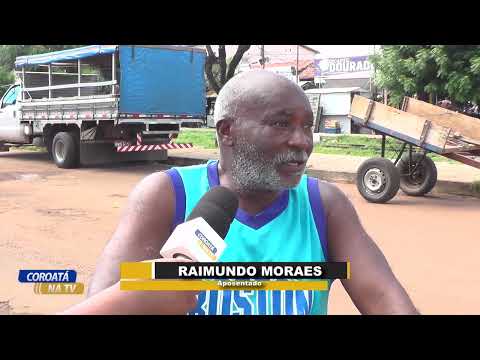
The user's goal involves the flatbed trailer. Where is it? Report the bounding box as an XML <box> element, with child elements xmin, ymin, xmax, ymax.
<box><xmin>349</xmin><ymin>95</ymin><xmax>480</xmax><ymax>203</ymax></box>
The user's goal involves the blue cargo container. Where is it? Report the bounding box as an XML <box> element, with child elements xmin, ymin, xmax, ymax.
<box><xmin>118</xmin><ymin>45</ymin><xmax>206</xmax><ymax>117</ymax></box>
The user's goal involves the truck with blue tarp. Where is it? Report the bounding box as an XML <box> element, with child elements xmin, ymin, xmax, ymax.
<box><xmin>0</xmin><ymin>45</ymin><xmax>206</xmax><ymax>168</ymax></box>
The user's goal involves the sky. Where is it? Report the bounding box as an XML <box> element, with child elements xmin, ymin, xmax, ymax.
<box><xmin>307</xmin><ymin>45</ymin><xmax>376</xmax><ymax>57</ymax></box>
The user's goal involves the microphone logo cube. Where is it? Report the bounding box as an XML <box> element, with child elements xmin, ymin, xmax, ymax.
<box><xmin>160</xmin><ymin>217</ymin><xmax>227</xmax><ymax>262</ymax></box>
<box><xmin>194</xmin><ymin>229</ymin><xmax>217</xmax><ymax>258</ymax></box>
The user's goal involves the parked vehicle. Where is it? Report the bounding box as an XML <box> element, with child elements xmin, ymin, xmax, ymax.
<box><xmin>350</xmin><ymin>95</ymin><xmax>480</xmax><ymax>203</ymax></box>
<box><xmin>0</xmin><ymin>45</ymin><xmax>206</xmax><ymax>168</ymax></box>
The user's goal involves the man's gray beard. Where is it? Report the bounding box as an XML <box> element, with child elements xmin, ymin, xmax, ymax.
<box><xmin>230</xmin><ymin>136</ymin><xmax>308</xmax><ymax>193</ymax></box>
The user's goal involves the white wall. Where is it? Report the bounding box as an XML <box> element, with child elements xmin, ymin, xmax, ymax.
<box><xmin>320</xmin><ymin>92</ymin><xmax>351</xmax><ymax>116</ymax></box>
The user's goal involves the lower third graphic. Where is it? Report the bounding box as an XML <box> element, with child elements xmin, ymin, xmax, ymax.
<box><xmin>18</xmin><ymin>269</ymin><xmax>84</xmax><ymax>295</ymax></box>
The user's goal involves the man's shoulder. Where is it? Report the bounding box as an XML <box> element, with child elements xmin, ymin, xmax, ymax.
<box><xmin>164</xmin><ymin>162</ymin><xmax>209</xmax><ymax>185</ymax></box>
<box><xmin>312</xmin><ymin>178</ymin><xmax>353</xmax><ymax>217</ymax></box>
<box><xmin>168</xmin><ymin>162</ymin><xmax>211</xmax><ymax>176</ymax></box>
<box><xmin>316</xmin><ymin>179</ymin><xmax>343</xmax><ymax>196</ymax></box>
<box><xmin>166</xmin><ymin>163</ymin><xmax>212</xmax><ymax>194</ymax></box>
<box><xmin>130</xmin><ymin>171</ymin><xmax>175</xmax><ymax>203</ymax></box>
<box><xmin>307</xmin><ymin>176</ymin><xmax>345</xmax><ymax>200</ymax></box>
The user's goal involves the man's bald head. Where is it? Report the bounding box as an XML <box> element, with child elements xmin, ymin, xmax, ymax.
<box><xmin>213</xmin><ymin>70</ymin><xmax>309</xmax><ymax>125</ymax></box>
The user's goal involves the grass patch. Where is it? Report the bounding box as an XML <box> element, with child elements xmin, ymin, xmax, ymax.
<box><xmin>174</xmin><ymin>129</ymin><xmax>458</xmax><ymax>164</ymax></box>
<box><xmin>177</xmin><ymin>129</ymin><xmax>217</xmax><ymax>149</ymax></box>
<box><xmin>313</xmin><ymin>135</ymin><xmax>455</xmax><ymax>163</ymax></box>
<box><xmin>3</xmin><ymin>130</ymin><xmax>460</xmax><ymax>166</ymax></box>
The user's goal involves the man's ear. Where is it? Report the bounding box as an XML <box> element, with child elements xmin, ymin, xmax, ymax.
<box><xmin>216</xmin><ymin>119</ymin><xmax>234</xmax><ymax>147</ymax></box>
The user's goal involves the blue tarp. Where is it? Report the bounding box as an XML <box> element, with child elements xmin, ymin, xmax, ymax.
<box><xmin>118</xmin><ymin>46</ymin><xmax>206</xmax><ymax>117</ymax></box>
<box><xmin>15</xmin><ymin>45</ymin><xmax>117</xmax><ymax>67</ymax></box>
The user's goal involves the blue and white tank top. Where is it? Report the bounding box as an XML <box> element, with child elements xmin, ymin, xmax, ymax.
<box><xmin>165</xmin><ymin>160</ymin><xmax>330</xmax><ymax>315</ymax></box>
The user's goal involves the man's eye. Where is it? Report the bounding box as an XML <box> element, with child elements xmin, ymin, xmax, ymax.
<box><xmin>272</xmin><ymin>121</ymin><xmax>289</xmax><ymax>128</ymax></box>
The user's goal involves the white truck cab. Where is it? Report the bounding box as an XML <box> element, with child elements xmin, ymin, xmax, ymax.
<box><xmin>0</xmin><ymin>83</ymin><xmax>28</xmax><ymax>143</ymax></box>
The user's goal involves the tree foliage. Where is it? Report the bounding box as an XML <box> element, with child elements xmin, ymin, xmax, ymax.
<box><xmin>370</xmin><ymin>45</ymin><xmax>480</xmax><ymax>108</ymax></box>
<box><xmin>205</xmin><ymin>45</ymin><xmax>250</xmax><ymax>94</ymax></box>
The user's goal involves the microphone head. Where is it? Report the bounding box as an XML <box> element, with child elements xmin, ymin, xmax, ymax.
<box><xmin>186</xmin><ymin>186</ymin><xmax>239</xmax><ymax>239</ymax></box>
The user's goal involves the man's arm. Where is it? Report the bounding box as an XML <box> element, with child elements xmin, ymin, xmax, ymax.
<box><xmin>87</xmin><ymin>172</ymin><xmax>175</xmax><ymax>297</ymax></box>
<box><xmin>319</xmin><ymin>181</ymin><xmax>419</xmax><ymax>315</ymax></box>
<box><xmin>62</xmin><ymin>259</ymin><xmax>197</xmax><ymax>315</ymax></box>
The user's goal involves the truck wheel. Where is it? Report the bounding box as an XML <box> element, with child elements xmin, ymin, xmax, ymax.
<box><xmin>45</xmin><ymin>136</ymin><xmax>53</xmax><ymax>159</ymax></box>
<box><xmin>397</xmin><ymin>153</ymin><xmax>437</xmax><ymax>196</ymax></box>
<box><xmin>356</xmin><ymin>157</ymin><xmax>400</xmax><ymax>203</ymax></box>
<box><xmin>52</xmin><ymin>132</ymin><xmax>79</xmax><ymax>169</ymax></box>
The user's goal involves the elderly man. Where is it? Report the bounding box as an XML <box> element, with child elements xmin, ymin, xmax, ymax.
<box><xmin>86</xmin><ymin>70</ymin><xmax>418</xmax><ymax>315</ymax></box>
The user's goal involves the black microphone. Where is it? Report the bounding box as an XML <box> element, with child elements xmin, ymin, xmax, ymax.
<box><xmin>160</xmin><ymin>186</ymin><xmax>239</xmax><ymax>261</ymax></box>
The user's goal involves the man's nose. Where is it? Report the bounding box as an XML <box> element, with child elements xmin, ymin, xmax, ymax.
<box><xmin>287</xmin><ymin>126</ymin><xmax>312</xmax><ymax>151</ymax></box>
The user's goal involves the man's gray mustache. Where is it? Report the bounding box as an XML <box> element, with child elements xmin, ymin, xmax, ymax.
<box><xmin>275</xmin><ymin>151</ymin><xmax>309</xmax><ymax>164</ymax></box>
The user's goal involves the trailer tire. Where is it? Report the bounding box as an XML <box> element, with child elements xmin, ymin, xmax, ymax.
<box><xmin>356</xmin><ymin>157</ymin><xmax>400</xmax><ymax>203</ymax></box>
<box><xmin>397</xmin><ymin>153</ymin><xmax>437</xmax><ymax>196</ymax></box>
<box><xmin>52</xmin><ymin>132</ymin><xmax>79</xmax><ymax>169</ymax></box>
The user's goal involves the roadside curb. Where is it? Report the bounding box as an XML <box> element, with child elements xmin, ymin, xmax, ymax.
<box><xmin>165</xmin><ymin>155</ymin><xmax>480</xmax><ymax>199</ymax></box>
<box><xmin>432</xmin><ymin>180</ymin><xmax>480</xmax><ymax>198</ymax></box>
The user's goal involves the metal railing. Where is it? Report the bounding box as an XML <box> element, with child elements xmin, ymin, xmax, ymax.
<box><xmin>17</xmin><ymin>53</ymin><xmax>117</xmax><ymax>101</ymax></box>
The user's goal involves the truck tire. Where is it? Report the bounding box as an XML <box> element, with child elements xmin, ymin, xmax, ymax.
<box><xmin>44</xmin><ymin>136</ymin><xmax>53</xmax><ymax>159</ymax></box>
<box><xmin>397</xmin><ymin>153</ymin><xmax>437</xmax><ymax>196</ymax></box>
<box><xmin>52</xmin><ymin>132</ymin><xmax>79</xmax><ymax>169</ymax></box>
<box><xmin>356</xmin><ymin>157</ymin><xmax>400</xmax><ymax>203</ymax></box>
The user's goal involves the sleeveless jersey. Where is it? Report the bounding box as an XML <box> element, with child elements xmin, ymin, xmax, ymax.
<box><xmin>165</xmin><ymin>160</ymin><xmax>330</xmax><ymax>315</ymax></box>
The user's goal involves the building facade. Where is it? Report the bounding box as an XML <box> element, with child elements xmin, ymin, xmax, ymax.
<box><xmin>314</xmin><ymin>52</ymin><xmax>376</xmax><ymax>97</ymax></box>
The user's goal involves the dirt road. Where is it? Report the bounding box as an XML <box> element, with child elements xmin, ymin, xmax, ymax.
<box><xmin>1</xmin><ymin>150</ymin><xmax>479</xmax><ymax>315</ymax></box>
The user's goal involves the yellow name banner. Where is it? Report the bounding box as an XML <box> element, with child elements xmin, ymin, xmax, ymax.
<box><xmin>120</xmin><ymin>280</ymin><xmax>329</xmax><ymax>291</ymax></box>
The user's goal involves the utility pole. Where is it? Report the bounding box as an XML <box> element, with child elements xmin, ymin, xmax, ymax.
<box><xmin>296</xmin><ymin>45</ymin><xmax>299</xmax><ymax>84</ymax></box>
<box><xmin>370</xmin><ymin>45</ymin><xmax>375</xmax><ymax>99</ymax></box>
<box><xmin>261</xmin><ymin>45</ymin><xmax>265</xmax><ymax>69</ymax></box>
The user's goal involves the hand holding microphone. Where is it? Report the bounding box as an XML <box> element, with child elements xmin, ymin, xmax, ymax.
<box><xmin>59</xmin><ymin>186</ymin><xmax>239</xmax><ymax>315</ymax></box>
<box><xmin>160</xmin><ymin>186</ymin><xmax>239</xmax><ymax>262</ymax></box>
<box><xmin>59</xmin><ymin>257</ymin><xmax>197</xmax><ymax>315</ymax></box>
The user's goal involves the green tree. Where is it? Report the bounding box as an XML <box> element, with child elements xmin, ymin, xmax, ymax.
<box><xmin>370</xmin><ymin>45</ymin><xmax>480</xmax><ymax>108</ymax></box>
<box><xmin>205</xmin><ymin>45</ymin><xmax>250</xmax><ymax>94</ymax></box>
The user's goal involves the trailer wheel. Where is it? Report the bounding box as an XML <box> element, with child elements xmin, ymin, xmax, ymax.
<box><xmin>52</xmin><ymin>132</ymin><xmax>79</xmax><ymax>169</ymax></box>
<box><xmin>397</xmin><ymin>153</ymin><xmax>437</xmax><ymax>196</ymax></box>
<box><xmin>356</xmin><ymin>157</ymin><xmax>400</xmax><ymax>203</ymax></box>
